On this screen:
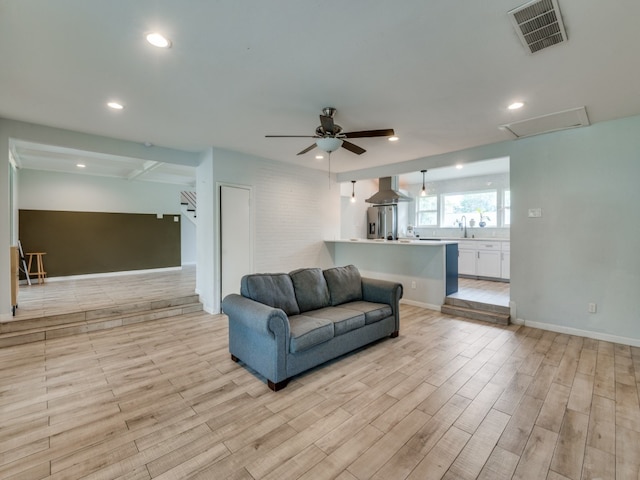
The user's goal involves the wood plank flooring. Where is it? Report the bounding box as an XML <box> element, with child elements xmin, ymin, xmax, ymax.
<box><xmin>2</xmin><ymin>301</ymin><xmax>639</xmax><ymax>479</ymax></box>
<box><xmin>1</xmin><ymin>266</ymin><xmax>196</xmax><ymax>322</ymax></box>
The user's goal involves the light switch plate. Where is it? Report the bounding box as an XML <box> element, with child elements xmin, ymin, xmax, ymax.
<box><xmin>528</xmin><ymin>208</ymin><xmax>542</xmax><ymax>218</ymax></box>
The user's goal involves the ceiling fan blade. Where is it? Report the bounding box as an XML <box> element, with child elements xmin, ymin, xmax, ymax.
<box><xmin>341</xmin><ymin>140</ymin><xmax>366</xmax><ymax>155</ymax></box>
<box><xmin>319</xmin><ymin>115</ymin><xmax>335</xmax><ymax>134</ymax></box>
<box><xmin>297</xmin><ymin>144</ymin><xmax>317</xmax><ymax>155</ymax></box>
<box><xmin>342</xmin><ymin>128</ymin><xmax>395</xmax><ymax>138</ymax></box>
<box><xmin>265</xmin><ymin>135</ymin><xmax>318</xmax><ymax>138</ymax></box>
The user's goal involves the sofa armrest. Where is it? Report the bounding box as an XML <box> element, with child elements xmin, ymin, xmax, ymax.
<box><xmin>362</xmin><ymin>277</ymin><xmax>403</xmax><ymax>333</ymax></box>
<box><xmin>222</xmin><ymin>294</ymin><xmax>290</xmax><ymax>339</ymax></box>
<box><xmin>361</xmin><ymin>277</ymin><xmax>403</xmax><ymax>308</ymax></box>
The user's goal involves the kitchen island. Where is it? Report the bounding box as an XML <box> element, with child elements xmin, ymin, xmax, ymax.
<box><xmin>325</xmin><ymin>239</ymin><xmax>458</xmax><ymax>309</ymax></box>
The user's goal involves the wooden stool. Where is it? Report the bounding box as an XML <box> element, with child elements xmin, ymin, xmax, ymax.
<box><xmin>26</xmin><ymin>252</ymin><xmax>47</xmax><ymax>284</ymax></box>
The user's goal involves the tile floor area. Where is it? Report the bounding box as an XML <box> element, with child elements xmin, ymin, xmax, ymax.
<box><xmin>449</xmin><ymin>277</ymin><xmax>510</xmax><ymax>307</ymax></box>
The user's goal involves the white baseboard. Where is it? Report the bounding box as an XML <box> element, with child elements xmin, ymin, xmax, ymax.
<box><xmin>27</xmin><ymin>266</ymin><xmax>183</xmax><ymax>284</ymax></box>
<box><xmin>400</xmin><ymin>299</ymin><xmax>441</xmax><ymax>311</ymax></box>
<box><xmin>517</xmin><ymin>317</ymin><xmax>640</xmax><ymax>348</ymax></box>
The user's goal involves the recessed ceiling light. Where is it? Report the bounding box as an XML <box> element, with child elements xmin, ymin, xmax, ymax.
<box><xmin>76</xmin><ymin>163</ymin><xmax>86</xmax><ymax>168</ymax></box>
<box><xmin>388</xmin><ymin>136</ymin><xmax>399</xmax><ymax>142</ymax></box>
<box><xmin>146</xmin><ymin>32</ymin><xmax>171</xmax><ymax>48</ymax></box>
<box><xmin>455</xmin><ymin>164</ymin><xmax>463</xmax><ymax>170</ymax></box>
<box><xmin>508</xmin><ymin>102</ymin><xmax>524</xmax><ymax>110</ymax></box>
<box><xmin>315</xmin><ymin>154</ymin><xmax>324</xmax><ymax>160</ymax></box>
<box><xmin>107</xmin><ymin>101</ymin><xmax>124</xmax><ymax>110</ymax></box>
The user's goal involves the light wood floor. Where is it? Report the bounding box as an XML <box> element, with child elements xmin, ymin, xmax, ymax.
<box><xmin>2</xmin><ymin>266</ymin><xmax>196</xmax><ymax>322</ymax></box>
<box><xmin>2</xmin><ymin>301</ymin><xmax>638</xmax><ymax>479</ymax></box>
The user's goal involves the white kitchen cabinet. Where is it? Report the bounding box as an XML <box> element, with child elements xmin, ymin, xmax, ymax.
<box><xmin>458</xmin><ymin>241</ymin><xmax>477</xmax><ymax>276</ymax></box>
<box><xmin>501</xmin><ymin>242</ymin><xmax>510</xmax><ymax>280</ymax></box>
<box><xmin>476</xmin><ymin>242</ymin><xmax>502</xmax><ymax>278</ymax></box>
<box><xmin>458</xmin><ymin>248</ymin><xmax>477</xmax><ymax>275</ymax></box>
<box><xmin>457</xmin><ymin>240</ymin><xmax>508</xmax><ymax>280</ymax></box>
<box><xmin>477</xmin><ymin>250</ymin><xmax>501</xmax><ymax>277</ymax></box>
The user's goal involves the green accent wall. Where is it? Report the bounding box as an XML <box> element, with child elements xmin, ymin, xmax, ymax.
<box><xmin>19</xmin><ymin>210</ymin><xmax>181</xmax><ymax>277</ymax></box>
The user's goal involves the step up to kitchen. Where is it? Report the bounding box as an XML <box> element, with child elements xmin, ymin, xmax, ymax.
<box><xmin>441</xmin><ymin>297</ymin><xmax>510</xmax><ymax>325</ymax></box>
<box><xmin>0</xmin><ymin>294</ymin><xmax>202</xmax><ymax>348</ymax></box>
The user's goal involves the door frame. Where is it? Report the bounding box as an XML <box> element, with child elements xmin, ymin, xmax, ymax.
<box><xmin>216</xmin><ymin>182</ymin><xmax>254</xmax><ymax>313</ymax></box>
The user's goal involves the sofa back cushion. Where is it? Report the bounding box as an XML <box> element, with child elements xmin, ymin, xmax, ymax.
<box><xmin>323</xmin><ymin>264</ymin><xmax>363</xmax><ymax>306</ymax></box>
<box><xmin>290</xmin><ymin>268</ymin><xmax>331</xmax><ymax>312</ymax></box>
<box><xmin>241</xmin><ymin>273</ymin><xmax>300</xmax><ymax>316</ymax></box>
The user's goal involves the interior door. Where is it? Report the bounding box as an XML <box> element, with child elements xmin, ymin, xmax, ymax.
<box><xmin>220</xmin><ymin>185</ymin><xmax>252</xmax><ymax>303</ymax></box>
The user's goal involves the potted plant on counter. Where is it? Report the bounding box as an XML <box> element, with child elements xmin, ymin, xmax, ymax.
<box><xmin>477</xmin><ymin>208</ymin><xmax>490</xmax><ymax>227</ymax></box>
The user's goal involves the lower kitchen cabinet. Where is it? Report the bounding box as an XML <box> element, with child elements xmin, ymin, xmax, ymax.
<box><xmin>458</xmin><ymin>240</ymin><xmax>508</xmax><ymax>280</ymax></box>
<box><xmin>458</xmin><ymin>248</ymin><xmax>477</xmax><ymax>276</ymax></box>
<box><xmin>501</xmin><ymin>242</ymin><xmax>510</xmax><ymax>280</ymax></box>
<box><xmin>477</xmin><ymin>249</ymin><xmax>501</xmax><ymax>277</ymax></box>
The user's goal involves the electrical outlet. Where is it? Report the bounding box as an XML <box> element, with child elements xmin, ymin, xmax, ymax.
<box><xmin>588</xmin><ymin>303</ymin><xmax>597</xmax><ymax>313</ymax></box>
<box><xmin>411</xmin><ymin>281</ymin><xmax>416</xmax><ymax>289</ymax></box>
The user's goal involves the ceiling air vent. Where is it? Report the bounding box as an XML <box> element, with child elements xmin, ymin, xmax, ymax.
<box><xmin>508</xmin><ymin>0</ymin><xmax>567</xmax><ymax>54</ymax></box>
<box><xmin>500</xmin><ymin>106</ymin><xmax>589</xmax><ymax>138</ymax></box>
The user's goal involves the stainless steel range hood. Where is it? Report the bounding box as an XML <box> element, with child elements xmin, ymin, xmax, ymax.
<box><xmin>365</xmin><ymin>177</ymin><xmax>412</xmax><ymax>204</ymax></box>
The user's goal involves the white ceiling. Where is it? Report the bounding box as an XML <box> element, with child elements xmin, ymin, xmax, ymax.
<box><xmin>10</xmin><ymin>140</ymin><xmax>196</xmax><ymax>186</ymax></box>
<box><xmin>2</xmin><ymin>0</ymin><xmax>640</xmax><ymax>177</ymax></box>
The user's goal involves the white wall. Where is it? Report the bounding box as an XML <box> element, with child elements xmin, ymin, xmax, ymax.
<box><xmin>338</xmin><ymin>114</ymin><xmax>640</xmax><ymax>346</ymax></box>
<box><xmin>0</xmin><ymin>119</ymin><xmax>199</xmax><ymax>314</ymax></box>
<box><xmin>180</xmin><ymin>215</ymin><xmax>196</xmax><ymax>265</ymax></box>
<box><xmin>18</xmin><ymin>169</ymin><xmax>186</xmax><ymax>214</ymax></box>
<box><xmin>211</xmin><ymin>147</ymin><xmax>340</xmax><ymax>275</ymax></box>
<box><xmin>340</xmin><ymin>179</ymin><xmax>378</xmax><ymax>239</ymax></box>
<box><xmin>510</xmin><ymin>115</ymin><xmax>640</xmax><ymax>345</ymax></box>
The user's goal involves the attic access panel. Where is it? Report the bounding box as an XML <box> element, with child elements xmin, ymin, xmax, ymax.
<box><xmin>500</xmin><ymin>106</ymin><xmax>590</xmax><ymax>138</ymax></box>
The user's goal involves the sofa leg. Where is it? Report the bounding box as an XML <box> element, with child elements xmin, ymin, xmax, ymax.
<box><xmin>231</xmin><ymin>354</ymin><xmax>239</xmax><ymax>362</ymax></box>
<box><xmin>267</xmin><ymin>379</ymin><xmax>289</xmax><ymax>392</ymax></box>
<box><xmin>390</xmin><ymin>330</ymin><xmax>399</xmax><ymax>338</ymax></box>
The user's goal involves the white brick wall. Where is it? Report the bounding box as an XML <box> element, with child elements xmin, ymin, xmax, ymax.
<box><xmin>212</xmin><ymin>149</ymin><xmax>340</xmax><ymax>274</ymax></box>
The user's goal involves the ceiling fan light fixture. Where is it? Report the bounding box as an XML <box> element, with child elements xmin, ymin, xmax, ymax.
<box><xmin>316</xmin><ymin>137</ymin><xmax>343</xmax><ymax>153</ymax></box>
<box><xmin>388</xmin><ymin>136</ymin><xmax>399</xmax><ymax>142</ymax></box>
<box><xmin>420</xmin><ymin>169</ymin><xmax>427</xmax><ymax>196</ymax></box>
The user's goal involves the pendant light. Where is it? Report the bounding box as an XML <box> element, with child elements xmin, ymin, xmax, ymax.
<box><xmin>420</xmin><ymin>170</ymin><xmax>427</xmax><ymax>196</ymax></box>
<box><xmin>350</xmin><ymin>180</ymin><xmax>356</xmax><ymax>203</ymax></box>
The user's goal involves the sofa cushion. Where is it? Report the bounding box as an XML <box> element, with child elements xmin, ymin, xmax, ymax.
<box><xmin>288</xmin><ymin>315</ymin><xmax>334</xmax><ymax>353</ymax></box>
<box><xmin>306</xmin><ymin>307</ymin><xmax>366</xmax><ymax>336</ymax></box>
<box><xmin>241</xmin><ymin>273</ymin><xmax>300</xmax><ymax>316</ymax></box>
<box><xmin>290</xmin><ymin>268</ymin><xmax>330</xmax><ymax>312</ymax></box>
<box><xmin>340</xmin><ymin>301</ymin><xmax>392</xmax><ymax>325</ymax></box>
<box><xmin>323</xmin><ymin>265</ymin><xmax>363</xmax><ymax>306</ymax></box>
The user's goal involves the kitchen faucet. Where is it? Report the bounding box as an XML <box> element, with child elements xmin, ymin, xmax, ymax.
<box><xmin>460</xmin><ymin>215</ymin><xmax>468</xmax><ymax>238</ymax></box>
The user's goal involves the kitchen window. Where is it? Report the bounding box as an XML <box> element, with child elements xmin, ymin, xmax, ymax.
<box><xmin>442</xmin><ymin>190</ymin><xmax>497</xmax><ymax>227</ymax></box>
<box><xmin>416</xmin><ymin>195</ymin><xmax>438</xmax><ymax>226</ymax></box>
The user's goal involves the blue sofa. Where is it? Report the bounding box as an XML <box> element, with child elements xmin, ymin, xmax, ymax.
<box><xmin>222</xmin><ymin>265</ymin><xmax>403</xmax><ymax>391</ymax></box>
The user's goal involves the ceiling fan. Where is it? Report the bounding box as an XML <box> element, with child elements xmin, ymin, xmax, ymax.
<box><xmin>266</xmin><ymin>107</ymin><xmax>395</xmax><ymax>156</ymax></box>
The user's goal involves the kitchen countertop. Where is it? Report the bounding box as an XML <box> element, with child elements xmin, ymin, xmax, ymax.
<box><xmin>327</xmin><ymin>238</ymin><xmax>457</xmax><ymax>245</ymax></box>
<box><xmin>327</xmin><ymin>237</ymin><xmax>509</xmax><ymax>245</ymax></box>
